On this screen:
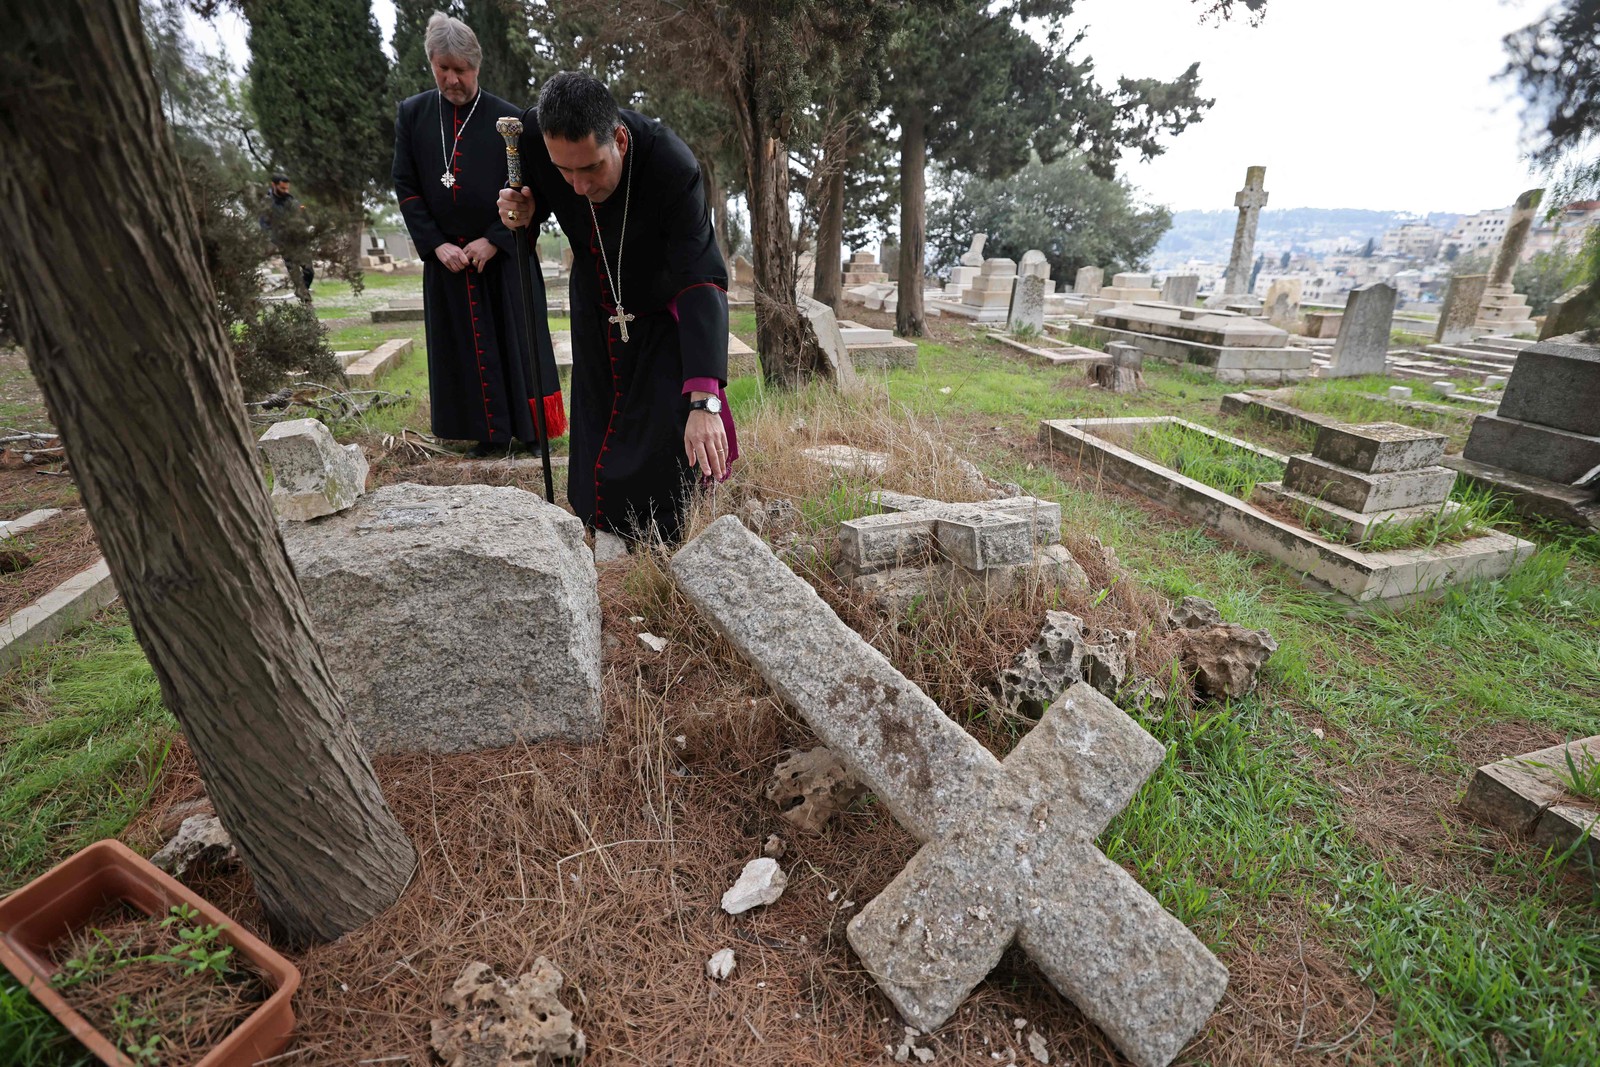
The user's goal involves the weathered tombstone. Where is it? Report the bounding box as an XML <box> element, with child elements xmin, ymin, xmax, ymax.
<box><xmin>798</xmin><ymin>294</ymin><xmax>862</xmax><ymax>387</ymax></box>
<box><xmin>1476</xmin><ymin>188</ymin><xmax>1543</xmax><ymax>333</ymax></box>
<box><xmin>959</xmin><ymin>257</ymin><xmax>1018</xmax><ymax>321</ymax></box>
<box><xmin>1325</xmin><ymin>282</ymin><xmax>1397</xmax><ymax>378</ymax></box>
<box><xmin>281</xmin><ymin>482</ymin><xmax>604</xmax><ymax>754</ymax></box>
<box><xmin>257</xmin><ymin>418</ymin><xmax>369</xmax><ymax>521</ymax></box>
<box><xmin>670</xmin><ymin>517</ymin><xmax>1228</xmax><ymax>1067</ymax></box>
<box><xmin>1462</xmin><ymin>339</ymin><xmax>1600</xmax><ymax>484</ymax></box>
<box><xmin>1540</xmin><ymin>282</ymin><xmax>1597</xmax><ymax>340</ymax></box>
<box><xmin>1435</xmin><ymin>274</ymin><xmax>1489</xmax><ymax>345</ymax></box>
<box><xmin>1210</xmin><ymin>166</ymin><xmax>1268</xmax><ymax>305</ymax></box>
<box><xmin>1008</xmin><ymin>272</ymin><xmax>1046</xmax><ymax>334</ymax></box>
<box><xmin>961</xmin><ymin>233</ymin><xmax>987</xmax><ymax>267</ymax></box>
<box><xmin>1160</xmin><ymin>274</ymin><xmax>1199</xmax><ymax>307</ymax></box>
<box><xmin>1073</xmin><ymin>265</ymin><xmax>1104</xmax><ymax>297</ymax></box>
<box><xmin>1261</xmin><ymin>278</ymin><xmax>1302</xmax><ymax>327</ymax></box>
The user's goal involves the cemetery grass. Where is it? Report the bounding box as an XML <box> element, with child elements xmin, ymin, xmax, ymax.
<box><xmin>5</xmin><ymin>315</ymin><xmax>1600</xmax><ymax>1064</ymax></box>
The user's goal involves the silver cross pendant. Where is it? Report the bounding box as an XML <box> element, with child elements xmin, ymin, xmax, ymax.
<box><xmin>440</xmin><ymin>170</ymin><xmax>456</xmax><ymax>188</ymax></box>
<box><xmin>609</xmin><ymin>306</ymin><xmax>636</xmax><ymax>343</ymax></box>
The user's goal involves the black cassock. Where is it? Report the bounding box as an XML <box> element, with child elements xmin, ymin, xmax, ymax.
<box><xmin>518</xmin><ymin>108</ymin><xmax>731</xmax><ymax>542</ymax></box>
<box><xmin>393</xmin><ymin>89</ymin><xmax>565</xmax><ymax>446</ymax></box>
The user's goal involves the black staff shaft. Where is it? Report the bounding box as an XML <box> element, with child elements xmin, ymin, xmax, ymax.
<box><xmin>511</xmin><ymin>224</ymin><xmax>555</xmax><ymax>504</ymax></box>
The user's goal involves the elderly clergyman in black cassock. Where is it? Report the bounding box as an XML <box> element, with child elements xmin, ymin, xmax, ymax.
<box><xmin>393</xmin><ymin>13</ymin><xmax>565</xmax><ymax>457</ymax></box>
<box><xmin>497</xmin><ymin>72</ymin><xmax>737</xmax><ymax>544</ymax></box>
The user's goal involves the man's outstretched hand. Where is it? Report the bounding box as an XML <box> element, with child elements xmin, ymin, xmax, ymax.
<box><xmin>498</xmin><ymin>187</ymin><xmax>534</xmax><ymax>230</ymax></box>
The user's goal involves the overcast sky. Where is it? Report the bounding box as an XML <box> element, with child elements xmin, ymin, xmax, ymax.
<box><xmin>188</xmin><ymin>0</ymin><xmax>1552</xmax><ymax>216</ymax></box>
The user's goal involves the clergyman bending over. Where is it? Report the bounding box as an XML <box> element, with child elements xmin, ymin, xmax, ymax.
<box><xmin>498</xmin><ymin>72</ymin><xmax>735</xmax><ymax>543</ymax></box>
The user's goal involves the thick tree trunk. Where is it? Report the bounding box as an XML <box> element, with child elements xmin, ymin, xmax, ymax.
<box><xmin>812</xmin><ymin>146</ymin><xmax>846</xmax><ymax>309</ymax></box>
<box><xmin>701</xmin><ymin>155</ymin><xmax>731</xmax><ymax>261</ymax></box>
<box><xmin>748</xmin><ymin>121</ymin><xmax>804</xmax><ymax>385</ymax></box>
<box><xmin>896</xmin><ymin>105</ymin><xmax>927</xmax><ymax>338</ymax></box>
<box><xmin>0</xmin><ymin>1</ymin><xmax>416</xmax><ymax>946</ymax></box>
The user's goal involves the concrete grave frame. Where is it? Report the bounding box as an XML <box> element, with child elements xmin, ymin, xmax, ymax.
<box><xmin>1462</xmin><ymin>735</ymin><xmax>1600</xmax><ymax>877</ymax></box>
<box><xmin>1039</xmin><ymin>416</ymin><xmax>1535</xmax><ymax>605</ymax></box>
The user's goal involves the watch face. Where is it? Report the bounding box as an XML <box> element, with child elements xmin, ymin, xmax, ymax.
<box><xmin>705</xmin><ymin>395</ymin><xmax>724</xmax><ymax>414</ymax></box>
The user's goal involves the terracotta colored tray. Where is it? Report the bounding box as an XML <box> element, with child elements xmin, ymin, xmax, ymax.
<box><xmin>0</xmin><ymin>839</ymin><xmax>299</xmax><ymax>1067</ymax></box>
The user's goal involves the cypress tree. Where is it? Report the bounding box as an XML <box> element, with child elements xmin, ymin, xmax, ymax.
<box><xmin>245</xmin><ymin>0</ymin><xmax>392</xmax><ymax>216</ymax></box>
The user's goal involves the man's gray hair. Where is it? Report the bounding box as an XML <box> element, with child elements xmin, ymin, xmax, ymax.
<box><xmin>424</xmin><ymin>11</ymin><xmax>481</xmax><ymax>68</ymax></box>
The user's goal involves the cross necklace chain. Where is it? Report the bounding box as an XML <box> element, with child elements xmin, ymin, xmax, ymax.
<box><xmin>437</xmin><ymin>89</ymin><xmax>482</xmax><ymax>188</ymax></box>
<box><xmin>588</xmin><ymin>134</ymin><xmax>636</xmax><ymax>342</ymax></box>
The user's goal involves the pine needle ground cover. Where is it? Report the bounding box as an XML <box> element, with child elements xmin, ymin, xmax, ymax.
<box><xmin>4</xmin><ymin>301</ymin><xmax>1599</xmax><ymax>1065</ymax></box>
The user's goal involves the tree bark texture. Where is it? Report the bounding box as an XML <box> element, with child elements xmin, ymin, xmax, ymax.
<box><xmin>700</xmin><ymin>155</ymin><xmax>731</xmax><ymax>261</ymax></box>
<box><xmin>0</xmin><ymin>0</ymin><xmax>416</xmax><ymax>946</ymax></box>
<box><xmin>811</xmin><ymin>141</ymin><xmax>846</xmax><ymax>309</ymax></box>
<box><xmin>747</xmin><ymin>120</ymin><xmax>804</xmax><ymax>385</ymax></box>
<box><xmin>896</xmin><ymin>105</ymin><xmax>927</xmax><ymax>338</ymax></box>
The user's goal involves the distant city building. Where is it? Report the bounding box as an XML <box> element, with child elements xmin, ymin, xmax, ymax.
<box><xmin>1379</xmin><ymin>222</ymin><xmax>1445</xmax><ymax>261</ymax></box>
<box><xmin>1447</xmin><ymin>208</ymin><xmax>1512</xmax><ymax>255</ymax></box>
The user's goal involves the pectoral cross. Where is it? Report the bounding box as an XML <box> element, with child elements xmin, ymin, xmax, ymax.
<box><xmin>610</xmin><ymin>306</ymin><xmax>636</xmax><ymax>343</ymax></box>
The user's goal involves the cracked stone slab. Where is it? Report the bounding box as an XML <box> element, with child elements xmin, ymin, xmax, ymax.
<box><xmin>671</xmin><ymin>517</ymin><xmax>1227</xmax><ymax>1067</ymax></box>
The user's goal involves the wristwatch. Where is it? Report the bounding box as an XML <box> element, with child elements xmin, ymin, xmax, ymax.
<box><xmin>688</xmin><ymin>396</ymin><xmax>724</xmax><ymax>414</ymax></box>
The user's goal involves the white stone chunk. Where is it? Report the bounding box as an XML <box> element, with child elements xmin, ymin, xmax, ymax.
<box><xmin>721</xmin><ymin>857</ymin><xmax>788</xmax><ymax>914</ymax></box>
<box><xmin>1388</xmin><ymin>386</ymin><xmax>1414</xmax><ymax>400</ymax></box>
<box><xmin>706</xmin><ymin>948</ymin><xmax>737</xmax><ymax>980</ymax></box>
<box><xmin>258</xmin><ymin>417</ymin><xmax>369</xmax><ymax>520</ymax></box>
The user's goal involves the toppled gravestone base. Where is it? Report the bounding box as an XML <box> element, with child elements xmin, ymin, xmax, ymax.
<box><xmin>838</xmin><ymin>491</ymin><xmax>1088</xmax><ymax>611</ymax></box>
<box><xmin>281</xmin><ymin>482</ymin><xmax>603</xmax><ymax>754</ymax></box>
<box><xmin>997</xmin><ymin>610</ymin><xmax>1135</xmax><ymax>715</ymax></box>
<box><xmin>1167</xmin><ymin>596</ymin><xmax>1277</xmax><ymax>700</ymax></box>
<box><xmin>430</xmin><ymin>960</ymin><xmax>585</xmax><ymax>1066</ymax></box>
<box><xmin>765</xmin><ymin>746</ymin><xmax>867</xmax><ymax>832</ymax></box>
<box><xmin>257</xmin><ymin>417</ymin><xmax>369</xmax><ymax>520</ymax></box>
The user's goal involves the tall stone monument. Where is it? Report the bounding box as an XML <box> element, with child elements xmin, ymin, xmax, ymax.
<box><xmin>1209</xmin><ymin>167</ymin><xmax>1268</xmax><ymax>306</ymax></box>
<box><xmin>1436</xmin><ymin>274</ymin><xmax>1490</xmax><ymax>345</ymax></box>
<box><xmin>1476</xmin><ymin>188</ymin><xmax>1544</xmax><ymax>334</ymax></box>
<box><xmin>1325</xmin><ymin>283</ymin><xmax>1397</xmax><ymax>378</ymax></box>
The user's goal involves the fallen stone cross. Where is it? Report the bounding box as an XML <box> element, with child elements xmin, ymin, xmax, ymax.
<box><xmin>671</xmin><ymin>517</ymin><xmax>1227</xmax><ymax>1067</ymax></box>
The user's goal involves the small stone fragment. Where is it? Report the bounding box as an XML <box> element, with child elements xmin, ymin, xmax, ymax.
<box><xmin>430</xmin><ymin>959</ymin><xmax>585</xmax><ymax>1066</ymax></box>
<box><xmin>706</xmin><ymin>948</ymin><xmax>736</xmax><ymax>980</ymax></box>
<box><xmin>638</xmin><ymin>633</ymin><xmax>667</xmax><ymax>653</ymax></box>
<box><xmin>762</xmin><ymin>834</ymin><xmax>787</xmax><ymax>858</ymax></box>
<box><xmin>997</xmin><ymin>611</ymin><xmax>1133</xmax><ymax>716</ymax></box>
<box><xmin>1167</xmin><ymin>596</ymin><xmax>1224</xmax><ymax>630</ymax></box>
<box><xmin>720</xmin><ymin>858</ymin><xmax>788</xmax><ymax>914</ymax></box>
<box><xmin>150</xmin><ymin>814</ymin><xmax>237</xmax><ymax>877</ymax></box>
<box><xmin>257</xmin><ymin>417</ymin><xmax>368</xmax><ymax>521</ymax></box>
<box><xmin>1027</xmin><ymin>1031</ymin><xmax>1050</xmax><ymax>1064</ymax></box>
<box><xmin>1168</xmin><ymin>596</ymin><xmax>1278</xmax><ymax>698</ymax></box>
<box><xmin>764</xmin><ymin>746</ymin><xmax>867</xmax><ymax>832</ymax></box>
<box><xmin>593</xmin><ymin>530</ymin><xmax>629</xmax><ymax>563</ymax></box>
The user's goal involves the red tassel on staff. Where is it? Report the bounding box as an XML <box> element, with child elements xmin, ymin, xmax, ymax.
<box><xmin>531</xmin><ymin>393</ymin><xmax>567</xmax><ymax>440</ymax></box>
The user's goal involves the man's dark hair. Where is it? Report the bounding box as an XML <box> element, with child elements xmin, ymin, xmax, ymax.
<box><xmin>271</xmin><ymin>173</ymin><xmax>288</xmax><ymax>183</ymax></box>
<box><xmin>537</xmin><ymin>72</ymin><xmax>621</xmax><ymax>144</ymax></box>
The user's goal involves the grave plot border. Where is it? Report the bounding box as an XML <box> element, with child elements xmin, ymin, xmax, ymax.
<box><xmin>1039</xmin><ymin>416</ymin><xmax>1535</xmax><ymax>605</ymax></box>
<box><xmin>1462</xmin><ymin>735</ymin><xmax>1600</xmax><ymax>878</ymax></box>
<box><xmin>0</xmin><ymin>560</ymin><xmax>118</xmax><ymax>673</ymax></box>
<box><xmin>986</xmin><ymin>332</ymin><xmax>1107</xmax><ymax>366</ymax></box>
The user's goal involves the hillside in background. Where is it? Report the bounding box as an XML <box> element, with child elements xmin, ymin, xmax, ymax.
<box><xmin>1152</xmin><ymin>207</ymin><xmax>1467</xmax><ymax>266</ymax></box>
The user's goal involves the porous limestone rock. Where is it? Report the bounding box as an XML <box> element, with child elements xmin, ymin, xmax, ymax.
<box><xmin>430</xmin><ymin>960</ymin><xmax>586</xmax><ymax>1066</ymax></box>
<box><xmin>997</xmin><ymin>611</ymin><xmax>1134</xmax><ymax>716</ymax></box>
<box><xmin>1168</xmin><ymin>597</ymin><xmax>1277</xmax><ymax>700</ymax></box>
<box><xmin>765</xmin><ymin>747</ymin><xmax>868</xmax><ymax>832</ymax></box>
